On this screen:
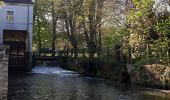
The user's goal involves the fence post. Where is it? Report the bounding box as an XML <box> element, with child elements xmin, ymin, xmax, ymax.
<box><xmin>126</xmin><ymin>46</ymin><xmax>132</xmax><ymax>74</ymax></box>
<box><xmin>166</xmin><ymin>47</ymin><xmax>169</xmax><ymax>63</ymax></box>
<box><xmin>107</xmin><ymin>47</ymin><xmax>110</xmax><ymax>65</ymax></box>
<box><xmin>83</xmin><ymin>48</ymin><xmax>85</xmax><ymax>58</ymax></box>
<box><xmin>115</xmin><ymin>45</ymin><xmax>121</xmax><ymax>65</ymax></box>
<box><xmin>168</xmin><ymin>43</ymin><xmax>170</xmax><ymax>62</ymax></box>
<box><xmin>66</xmin><ymin>48</ymin><xmax>69</xmax><ymax>57</ymax></box>
<box><xmin>128</xmin><ymin>46</ymin><xmax>132</xmax><ymax>64</ymax></box>
<box><xmin>71</xmin><ymin>49</ymin><xmax>73</xmax><ymax>57</ymax></box>
<box><xmin>147</xmin><ymin>44</ymin><xmax>149</xmax><ymax>64</ymax></box>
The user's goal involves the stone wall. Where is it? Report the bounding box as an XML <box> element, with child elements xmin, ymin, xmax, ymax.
<box><xmin>131</xmin><ymin>64</ymin><xmax>170</xmax><ymax>89</ymax></box>
<box><xmin>0</xmin><ymin>45</ymin><xmax>8</xmax><ymax>100</ymax></box>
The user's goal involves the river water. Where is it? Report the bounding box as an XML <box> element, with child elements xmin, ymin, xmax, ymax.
<box><xmin>8</xmin><ymin>66</ymin><xmax>170</xmax><ymax>100</ymax></box>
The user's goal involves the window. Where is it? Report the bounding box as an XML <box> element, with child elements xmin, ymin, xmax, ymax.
<box><xmin>6</xmin><ymin>11</ymin><xmax>14</xmax><ymax>22</ymax></box>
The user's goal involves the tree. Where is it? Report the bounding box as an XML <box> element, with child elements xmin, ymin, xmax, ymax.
<box><xmin>50</xmin><ymin>0</ymin><xmax>62</xmax><ymax>56</ymax></box>
<box><xmin>126</xmin><ymin>0</ymin><xmax>170</xmax><ymax>65</ymax></box>
<box><xmin>0</xmin><ymin>0</ymin><xmax>4</xmax><ymax>5</ymax></box>
<box><xmin>33</xmin><ymin>0</ymin><xmax>52</xmax><ymax>53</ymax></box>
<box><xmin>61</xmin><ymin>0</ymin><xmax>83</xmax><ymax>58</ymax></box>
<box><xmin>33</xmin><ymin>0</ymin><xmax>63</xmax><ymax>56</ymax></box>
<box><xmin>77</xmin><ymin>0</ymin><xmax>105</xmax><ymax>59</ymax></box>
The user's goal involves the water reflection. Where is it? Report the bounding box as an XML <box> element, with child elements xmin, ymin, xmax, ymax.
<box><xmin>8</xmin><ymin>67</ymin><xmax>170</xmax><ymax>100</ymax></box>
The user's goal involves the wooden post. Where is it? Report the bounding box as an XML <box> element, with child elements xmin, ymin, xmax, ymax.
<box><xmin>83</xmin><ymin>48</ymin><xmax>85</xmax><ymax>58</ymax></box>
<box><xmin>166</xmin><ymin>43</ymin><xmax>170</xmax><ymax>64</ymax></box>
<box><xmin>168</xmin><ymin>43</ymin><xmax>170</xmax><ymax>62</ymax></box>
<box><xmin>115</xmin><ymin>45</ymin><xmax>121</xmax><ymax>65</ymax></box>
<box><xmin>71</xmin><ymin>49</ymin><xmax>73</xmax><ymax>57</ymax></box>
<box><xmin>126</xmin><ymin>46</ymin><xmax>132</xmax><ymax>74</ymax></box>
<box><xmin>66</xmin><ymin>48</ymin><xmax>69</xmax><ymax>57</ymax></box>
<box><xmin>147</xmin><ymin>44</ymin><xmax>149</xmax><ymax>64</ymax></box>
<box><xmin>107</xmin><ymin>47</ymin><xmax>110</xmax><ymax>65</ymax></box>
<box><xmin>128</xmin><ymin>46</ymin><xmax>132</xmax><ymax>64</ymax></box>
<box><xmin>168</xmin><ymin>49</ymin><xmax>169</xmax><ymax>64</ymax></box>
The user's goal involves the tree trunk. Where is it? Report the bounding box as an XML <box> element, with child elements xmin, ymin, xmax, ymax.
<box><xmin>37</xmin><ymin>20</ymin><xmax>42</xmax><ymax>56</ymax></box>
<box><xmin>97</xmin><ymin>0</ymin><xmax>104</xmax><ymax>58</ymax></box>
<box><xmin>52</xmin><ymin>37</ymin><xmax>56</xmax><ymax>56</ymax></box>
<box><xmin>64</xmin><ymin>16</ymin><xmax>78</xmax><ymax>58</ymax></box>
<box><xmin>69</xmin><ymin>37</ymin><xmax>78</xmax><ymax>58</ymax></box>
<box><xmin>51</xmin><ymin>2</ymin><xmax>57</xmax><ymax>56</ymax></box>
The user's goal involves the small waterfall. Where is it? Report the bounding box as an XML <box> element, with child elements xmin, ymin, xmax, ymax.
<box><xmin>32</xmin><ymin>65</ymin><xmax>79</xmax><ymax>76</ymax></box>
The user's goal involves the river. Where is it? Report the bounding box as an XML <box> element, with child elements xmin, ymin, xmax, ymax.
<box><xmin>7</xmin><ymin>66</ymin><xmax>170</xmax><ymax>100</ymax></box>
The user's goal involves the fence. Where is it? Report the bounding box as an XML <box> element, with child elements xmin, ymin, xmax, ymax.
<box><xmin>127</xmin><ymin>44</ymin><xmax>170</xmax><ymax>66</ymax></box>
<box><xmin>59</xmin><ymin>45</ymin><xmax>127</xmax><ymax>66</ymax></box>
<box><xmin>35</xmin><ymin>44</ymin><xmax>170</xmax><ymax>66</ymax></box>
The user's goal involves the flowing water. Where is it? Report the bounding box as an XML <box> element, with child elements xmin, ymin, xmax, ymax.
<box><xmin>8</xmin><ymin>66</ymin><xmax>170</xmax><ymax>100</ymax></box>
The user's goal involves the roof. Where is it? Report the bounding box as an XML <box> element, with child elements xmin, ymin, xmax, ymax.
<box><xmin>4</xmin><ymin>0</ymin><xmax>33</xmax><ymax>4</ymax></box>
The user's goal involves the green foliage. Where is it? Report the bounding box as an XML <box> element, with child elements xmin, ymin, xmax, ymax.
<box><xmin>32</xmin><ymin>0</ymin><xmax>170</xmax><ymax>66</ymax></box>
<box><xmin>0</xmin><ymin>1</ymin><xmax>3</xmax><ymax>5</ymax></box>
<box><xmin>33</xmin><ymin>0</ymin><xmax>56</xmax><ymax>50</ymax></box>
<box><xmin>102</xmin><ymin>27</ymin><xmax>128</xmax><ymax>47</ymax></box>
<box><xmin>126</xmin><ymin>0</ymin><xmax>170</xmax><ymax>65</ymax></box>
<box><xmin>155</xmin><ymin>17</ymin><xmax>170</xmax><ymax>37</ymax></box>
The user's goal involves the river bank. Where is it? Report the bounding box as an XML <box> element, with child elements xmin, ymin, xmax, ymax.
<box><xmin>58</xmin><ymin>57</ymin><xmax>170</xmax><ymax>90</ymax></box>
<box><xmin>131</xmin><ymin>64</ymin><xmax>170</xmax><ymax>90</ymax></box>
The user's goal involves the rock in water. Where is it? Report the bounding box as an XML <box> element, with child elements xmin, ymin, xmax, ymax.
<box><xmin>131</xmin><ymin>64</ymin><xmax>170</xmax><ymax>89</ymax></box>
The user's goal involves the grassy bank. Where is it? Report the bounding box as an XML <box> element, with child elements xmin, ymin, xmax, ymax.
<box><xmin>59</xmin><ymin>56</ymin><xmax>170</xmax><ymax>90</ymax></box>
<box><xmin>60</xmin><ymin>56</ymin><xmax>130</xmax><ymax>83</ymax></box>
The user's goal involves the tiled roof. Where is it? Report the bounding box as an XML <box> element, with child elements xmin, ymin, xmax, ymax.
<box><xmin>4</xmin><ymin>0</ymin><xmax>33</xmax><ymax>4</ymax></box>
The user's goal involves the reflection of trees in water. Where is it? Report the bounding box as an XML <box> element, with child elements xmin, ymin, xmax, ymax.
<box><xmin>8</xmin><ymin>67</ymin><xmax>170</xmax><ymax>100</ymax></box>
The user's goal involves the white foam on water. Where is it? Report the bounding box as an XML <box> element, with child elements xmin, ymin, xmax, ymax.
<box><xmin>31</xmin><ymin>66</ymin><xmax>80</xmax><ymax>76</ymax></box>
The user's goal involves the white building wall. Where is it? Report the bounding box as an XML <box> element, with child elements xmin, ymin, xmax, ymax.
<box><xmin>0</xmin><ymin>3</ymin><xmax>33</xmax><ymax>52</ymax></box>
<box><xmin>29</xmin><ymin>6</ymin><xmax>33</xmax><ymax>52</ymax></box>
<box><xmin>0</xmin><ymin>28</ymin><xmax>3</xmax><ymax>43</ymax></box>
<box><xmin>0</xmin><ymin>4</ymin><xmax>33</xmax><ymax>30</ymax></box>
